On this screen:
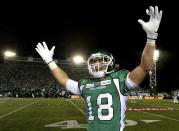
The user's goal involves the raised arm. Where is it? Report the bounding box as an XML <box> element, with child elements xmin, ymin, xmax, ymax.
<box><xmin>35</xmin><ymin>42</ymin><xmax>69</xmax><ymax>88</ymax></box>
<box><xmin>129</xmin><ymin>6</ymin><xmax>163</xmax><ymax>85</ymax></box>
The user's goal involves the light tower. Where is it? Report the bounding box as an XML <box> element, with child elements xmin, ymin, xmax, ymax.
<box><xmin>3</xmin><ymin>50</ymin><xmax>16</xmax><ymax>64</ymax></box>
<box><xmin>73</xmin><ymin>55</ymin><xmax>85</xmax><ymax>64</ymax></box>
<box><xmin>149</xmin><ymin>49</ymin><xmax>159</xmax><ymax>96</ymax></box>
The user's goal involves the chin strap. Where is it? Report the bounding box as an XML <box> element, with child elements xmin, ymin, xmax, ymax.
<box><xmin>93</xmin><ymin>71</ymin><xmax>105</xmax><ymax>78</ymax></box>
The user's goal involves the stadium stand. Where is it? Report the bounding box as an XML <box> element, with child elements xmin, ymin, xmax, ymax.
<box><xmin>0</xmin><ymin>56</ymin><xmax>89</xmax><ymax>98</ymax></box>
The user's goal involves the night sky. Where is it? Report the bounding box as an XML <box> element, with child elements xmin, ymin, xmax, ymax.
<box><xmin>0</xmin><ymin>1</ymin><xmax>178</xmax><ymax>92</ymax></box>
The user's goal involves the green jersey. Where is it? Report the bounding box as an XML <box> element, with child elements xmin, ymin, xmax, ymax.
<box><xmin>78</xmin><ymin>69</ymin><xmax>129</xmax><ymax>131</ymax></box>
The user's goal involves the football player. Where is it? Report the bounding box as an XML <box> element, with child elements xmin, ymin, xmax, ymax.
<box><xmin>35</xmin><ymin>6</ymin><xmax>163</xmax><ymax>131</ymax></box>
<box><xmin>173</xmin><ymin>90</ymin><xmax>179</xmax><ymax>104</ymax></box>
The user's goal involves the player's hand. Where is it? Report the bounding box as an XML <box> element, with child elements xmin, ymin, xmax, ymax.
<box><xmin>138</xmin><ymin>6</ymin><xmax>163</xmax><ymax>39</ymax></box>
<box><xmin>35</xmin><ymin>41</ymin><xmax>55</xmax><ymax>64</ymax></box>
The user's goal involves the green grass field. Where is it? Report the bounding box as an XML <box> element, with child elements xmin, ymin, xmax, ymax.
<box><xmin>0</xmin><ymin>98</ymin><xmax>179</xmax><ymax>131</ymax></box>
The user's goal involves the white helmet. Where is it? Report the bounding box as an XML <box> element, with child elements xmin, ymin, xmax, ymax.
<box><xmin>87</xmin><ymin>49</ymin><xmax>115</xmax><ymax>78</ymax></box>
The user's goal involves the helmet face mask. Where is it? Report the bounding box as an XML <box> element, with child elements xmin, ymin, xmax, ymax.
<box><xmin>87</xmin><ymin>49</ymin><xmax>115</xmax><ymax>78</ymax></box>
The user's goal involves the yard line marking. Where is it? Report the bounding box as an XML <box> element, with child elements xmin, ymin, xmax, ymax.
<box><xmin>67</xmin><ymin>100</ymin><xmax>86</xmax><ymax>116</ymax></box>
<box><xmin>127</xmin><ymin>108</ymin><xmax>173</xmax><ymax>111</ymax></box>
<box><xmin>158</xmin><ymin>102</ymin><xmax>179</xmax><ymax>110</ymax></box>
<box><xmin>0</xmin><ymin>100</ymin><xmax>40</xmax><ymax>119</ymax></box>
<box><xmin>136</xmin><ymin>110</ymin><xmax>179</xmax><ymax>122</ymax></box>
<box><xmin>131</xmin><ymin>102</ymin><xmax>179</xmax><ymax>111</ymax></box>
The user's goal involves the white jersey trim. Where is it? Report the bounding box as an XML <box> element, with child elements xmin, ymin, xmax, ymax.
<box><xmin>113</xmin><ymin>79</ymin><xmax>128</xmax><ymax>131</ymax></box>
<box><xmin>66</xmin><ymin>79</ymin><xmax>81</xmax><ymax>95</ymax></box>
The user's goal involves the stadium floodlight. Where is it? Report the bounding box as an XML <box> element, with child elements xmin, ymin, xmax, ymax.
<box><xmin>4</xmin><ymin>50</ymin><xmax>16</xmax><ymax>57</ymax></box>
<box><xmin>153</xmin><ymin>49</ymin><xmax>159</xmax><ymax>61</ymax></box>
<box><xmin>73</xmin><ymin>55</ymin><xmax>84</xmax><ymax>64</ymax></box>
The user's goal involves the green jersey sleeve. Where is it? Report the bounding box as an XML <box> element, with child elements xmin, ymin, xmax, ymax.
<box><xmin>110</xmin><ymin>69</ymin><xmax>129</xmax><ymax>96</ymax></box>
<box><xmin>78</xmin><ymin>78</ymin><xmax>89</xmax><ymax>97</ymax></box>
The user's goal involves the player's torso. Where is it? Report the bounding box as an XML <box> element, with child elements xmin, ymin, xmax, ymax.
<box><xmin>80</xmin><ymin>75</ymin><xmax>123</xmax><ymax>131</ymax></box>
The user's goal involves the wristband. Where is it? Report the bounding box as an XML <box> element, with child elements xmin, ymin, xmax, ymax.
<box><xmin>147</xmin><ymin>39</ymin><xmax>156</xmax><ymax>46</ymax></box>
<box><xmin>147</xmin><ymin>32</ymin><xmax>158</xmax><ymax>40</ymax></box>
<box><xmin>48</xmin><ymin>61</ymin><xmax>58</xmax><ymax>70</ymax></box>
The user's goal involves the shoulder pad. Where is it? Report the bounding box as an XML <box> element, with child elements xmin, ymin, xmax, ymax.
<box><xmin>110</xmin><ymin>69</ymin><xmax>129</xmax><ymax>79</ymax></box>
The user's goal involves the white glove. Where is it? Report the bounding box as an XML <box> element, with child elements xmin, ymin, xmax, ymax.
<box><xmin>35</xmin><ymin>41</ymin><xmax>55</xmax><ymax>64</ymax></box>
<box><xmin>138</xmin><ymin>6</ymin><xmax>163</xmax><ymax>40</ymax></box>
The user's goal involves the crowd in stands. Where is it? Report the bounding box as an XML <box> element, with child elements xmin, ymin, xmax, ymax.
<box><xmin>0</xmin><ymin>58</ymin><xmax>88</xmax><ymax>98</ymax></box>
<box><xmin>0</xmin><ymin>57</ymin><xmax>176</xmax><ymax>99</ymax></box>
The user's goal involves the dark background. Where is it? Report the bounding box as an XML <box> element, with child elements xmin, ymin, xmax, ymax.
<box><xmin>0</xmin><ymin>1</ymin><xmax>178</xmax><ymax>92</ymax></box>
